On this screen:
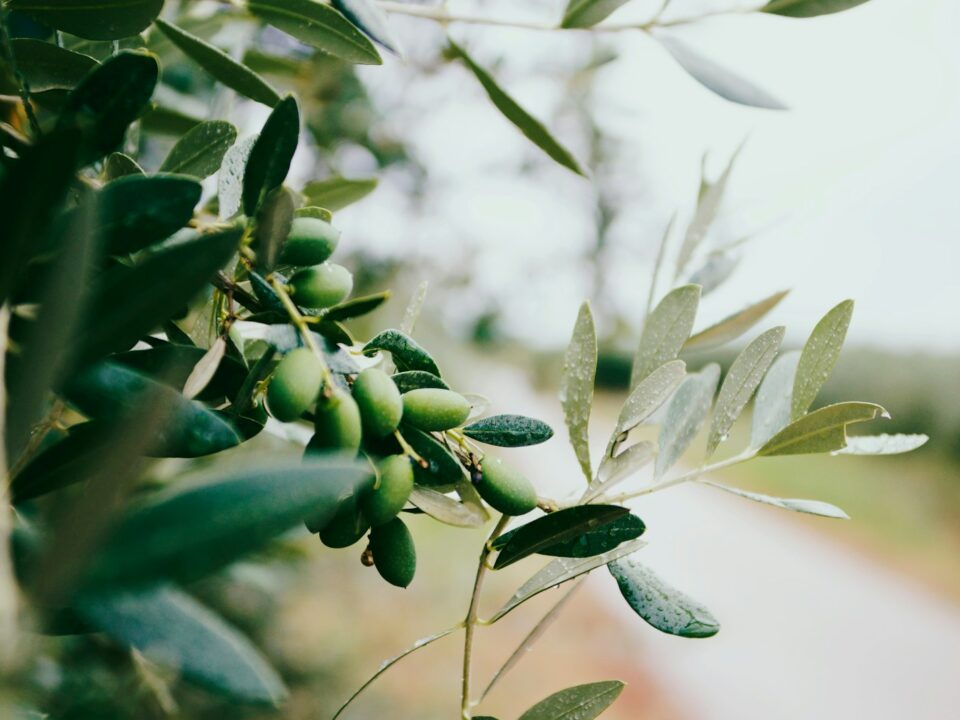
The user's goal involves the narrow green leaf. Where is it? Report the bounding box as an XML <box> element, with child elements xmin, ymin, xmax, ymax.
<box><xmin>560</xmin><ymin>302</ymin><xmax>597</xmax><ymax>483</ymax></box>
<box><xmin>463</xmin><ymin>415</ymin><xmax>555</xmax><ymax>447</ymax></box>
<box><xmin>408</xmin><ymin>485</ymin><xmax>489</xmax><ymax>528</ymax></box>
<box><xmin>838</xmin><ymin>434</ymin><xmax>929</xmax><ymax>456</ymax></box>
<box><xmin>706</xmin><ymin>326</ymin><xmax>784</xmax><ymax>456</ymax></box>
<box><xmin>392</xmin><ymin>371</ymin><xmax>449</xmax><ymax>393</ymax></box>
<box><xmin>294</xmin><ymin>205</ymin><xmax>333</xmax><ymax>222</ymax></box>
<box><xmin>758</xmin><ymin>401</ymin><xmax>887</xmax><ymax>456</ymax></box>
<box><xmin>448</xmin><ymin>40</ymin><xmax>586</xmax><ymax>176</ymax></box>
<box><xmin>492</xmin><ymin>505</ymin><xmax>629</xmax><ymax>569</ymax></box>
<box><xmin>83</xmin><ymin>458</ymin><xmax>372</xmax><ymax>589</ymax></box>
<box><xmin>11</xmin><ymin>39</ymin><xmax>98</xmax><ymax>91</ymax></box>
<box><xmin>791</xmin><ymin>299</ymin><xmax>854</xmax><ymax>420</ymax></box>
<box><xmin>631</xmin><ymin>285</ymin><xmax>700</xmax><ymax>388</ymax></box>
<box><xmin>519</xmin><ymin>681</ymin><xmax>625</xmax><ymax>720</ymax></box>
<box><xmin>688</xmin><ymin>248</ymin><xmax>741</xmax><ymax>296</ymax></box>
<box><xmin>154</xmin><ymin>19</ymin><xmax>281</xmax><ymax>108</ymax></box>
<box><xmin>219</xmin><ymin>135</ymin><xmax>257</xmax><ymax>219</ymax></box>
<box><xmin>183</xmin><ymin>337</ymin><xmax>227</xmax><ymax>400</ymax></box>
<box><xmin>500</xmin><ymin>513</ymin><xmax>644</xmax><ymax>561</ymax></box>
<box><xmin>322</xmin><ymin>291</ymin><xmax>390</xmax><ymax>322</ymax></box>
<box><xmin>363</xmin><ymin>329</ymin><xmax>441</xmax><ymax>375</ymax></box>
<box><xmin>587</xmin><ymin>441</ymin><xmax>656</xmax><ymax>502</ymax></box>
<box><xmin>763</xmin><ymin>0</ymin><xmax>872</xmax><ymax>18</ymax></box>
<box><xmin>613</xmin><ymin>359</ymin><xmax>686</xmax><ymax>439</ymax></box>
<box><xmin>9</xmin><ymin>0</ymin><xmax>163</xmax><ymax>40</ymax></box>
<box><xmin>254</xmin><ymin>186</ymin><xmax>296</xmax><ymax>271</ymax></box>
<box><xmin>160</xmin><ymin>121</ymin><xmax>238</xmax><ymax>178</ymax></box>
<box><xmin>114</xmin><ymin>344</ymin><xmax>247</xmax><ymax>402</ymax></box>
<box><xmin>243</xmin><ymin>96</ymin><xmax>300</xmax><ymax>216</ymax></box>
<box><xmin>701</xmin><ymin>481</ymin><xmax>849</xmax><ymax>519</ymax></box>
<box><xmin>658</xmin><ymin>36</ymin><xmax>787</xmax><ymax>110</ymax></box>
<box><xmin>489</xmin><ymin>537</ymin><xmax>645</xmax><ymax>623</ymax></box>
<box><xmin>609</xmin><ymin>557</ymin><xmax>720</xmax><ymax>638</ymax></box>
<box><xmin>750</xmin><ymin>350</ymin><xmax>800</xmax><ymax>448</ymax></box>
<box><xmin>141</xmin><ymin>104</ymin><xmax>203</xmax><ymax>136</ymax></box>
<box><xmin>331</xmin><ymin>0</ymin><xmax>402</xmax><ymax>53</ymax></box>
<box><xmin>655</xmin><ymin>364</ymin><xmax>720</xmax><ymax>478</ymax></box>
<box><xmin>248</xmin><ymin>0</ymin><xmax>382</xmax><ymax>65</ymax></box>
<box><xmin>684</xmin><ymin>290</ymin><xmax>789</xmax><ymax>351</ymax></box>
<box><xmin>561</xmin><ymin>0</ymin><xmax>633</xmax><ymax>28</ymax></box>
<box><xmin>76</xmin><ymin>586</ymin><xmax>286</xmax><ymax>704</ymax></box>
<box><xmin>301</xmin><ymin>176</ymin><xmax>379</xmax><ymax>211</ymax></box>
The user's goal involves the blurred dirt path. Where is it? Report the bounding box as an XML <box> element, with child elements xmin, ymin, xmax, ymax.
<box><xmin>471</xmin><ymin>360</ymin><xmax>960</xmax><ymax>720</ymax></box>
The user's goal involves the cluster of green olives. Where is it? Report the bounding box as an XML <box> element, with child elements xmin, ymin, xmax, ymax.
<box><xmin>262</xmin><ymin>217</ymin><xmax>540</xmax><ymax>589</ymax></box>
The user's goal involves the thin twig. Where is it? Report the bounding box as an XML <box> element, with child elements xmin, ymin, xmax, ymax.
<box><xmin>269</xmin><ymin>275</ymin><xmax>334</xmax><ymax>391</ymax></box>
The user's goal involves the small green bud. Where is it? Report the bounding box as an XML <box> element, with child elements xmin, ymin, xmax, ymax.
<box><xmin>308</xmin><ymin>389</ymin><xmax>362</xmax><ymax>455</ymax></box>
<box><xmin>370</xmin><ymin>517</ymin><xmax>416</xmax><ymax>588</ymax></box>
<box><xmin>401</xmin><ymin>388</ymin><xmax>471</xmax><ymax>432</ymax></box>
<box><xmin>352</xmin><ymin>368</ymin><xmax>403</xmax><ymax>437</ymax></box>
<box><xmin>289</xmin><ymin>263</ymin><xmax>353</xmax><ymax>308</ymax></box>
<box><xmin>280</xmin><ymin>216</ymin><xmax>340</xmax><ymax>266</ymax></box>
<box><xmin>362</xmin><ymin>454</ymin><xmax>414</xmax><ymax>526</ymax></box>
<box><xmin>475</xmin><ymin>456</ymin><xmax>538</xmax><ymax>516</ymax></box>
<box><xmin>266</xmin><ymin>348</ymin><xmax>324</xmax><ymax>422</ymax></box>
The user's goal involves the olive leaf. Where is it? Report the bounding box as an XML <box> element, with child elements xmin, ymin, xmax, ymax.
<box><xmin>688</xmin><ymin>248</ymin><xmax>741</xmax><ymax>296</ymax></box>
<box><xmin>243</xmin><ymin>96</ymin><xmax>300</xmax><ymax>215</ymax></box>
<box><xmin>655</xmin><ymin>363</ymin><xmax>720</xmax><ymax>478</ymax></box>
<box><xmin>518</xmin><ymin>681</ymin><xmax>625</xmax><ymax>720</ymax></box>
<box><xmin>301</xmin><ymin>176</ymin><xmax>379</xmax><ymax>211</ymax></box>
<box><xmin>750</xmin><ymin>350</ymin><xmax>801</xmax><ymax>448</ymax></box>
<box><xmin>392</xmin><ymin>371</ymin><xmax>450</xmax><ymax>393</ymax></box>
<box><xmin>322</xmin><ymin>291</ymin><xmax>390</xmax><ymax>322</ymax></box>
<box><xmin>10</xmin><ymin>39</ymin><xmax>98</xmax><ymax>91</ymax></box>
<box><xmin>182</xmin><ymin>338</ymin><xmax>227</xmax><ymax>400</ymax></box>
<box><xmin>401</xmin><ymin>426</ymin><xmax>464</xmax><ymax>487</ymax></box>
<box><xmin>609</xmin><ymin>556</ymin><xmax>720</xmax><ymax>638</ymax></box>
<box><xmin>160</xmin><ymin>121</ymin><xmax>238</xmax><ymax>178</ymax></box>
<box><xmin>613</xmin><ymin>359</ymin><xmax>686</xmax><ymax>440</ymax></box>
<box><xmin>495</xmin><ymin>511</ymin><xmax>644</xmax><ymax>561</ymax></box>
<box><xmin>685</xmin><ymin>289</ymin><xmax>789</xmax><ymax>352</ymax></box>
<box><xmin>219</xmin><ymin>135</ymin><xmax>258</xmax><ymax>219</ymax></box>
<box><xmin>587</xmin><ymin>441</ymin><xmax>656</xmax><ymax>502</ymax></box>
<box><xmin>631</xmin><ymin>285</ymin><xmax>700</xmax><ymax>388</ymax></box>
<box><xmin>560</xmin><ymin>0</ymin><xmax>634</xmax><ymax>28</ymax></box>
<box><xmin>463</xmin><ymin>415</ymin><xmax>555</xmax><ymax>447</ymax></box>
<box><xmin>791</xmin><ymin>299</ymin><xmax>854</xmax><ymax>420</ymax></box>
<box><xmin>103</xmin><ymin>152</ymin><xmax>144</xmax><ymax>180</ymax></box>
<box><xmin>838</xmin><ymin>434</ymin><xmax>929</xmax><ymax>455</ymax></box>
<box><xmin>9</xmin><ymin>0</ymin><xmax>163</xmax><ymax>40</ymax></box>
<box><xmin>758</xmin><ymin>401</ymin><xmax>887</xmax><ymax>456</ymax></box>
<box><xmin>700</xmin><ymin>481</ymin><xmax>849</xmax><ymax>519</ymax></box>
<box><xmin>408</xmin><ymin>486</ymin><xmax>489</xmax><ymax>528</ymax></box>
<box><xmin>560</xmin><ymin>302</ymin><xmax>597</xmax><ymax>483</ymax></box>
<box><xmin>447</xmin><ymin>40</ymin><xmax>586</xmax><ymax>177</ymax></box>
<box><xmin>763</xmin><ymin>0</ymin><xmax>872</xmax><ymax>17</ymax></box>
<box><xmin>114</xmin><ymin>344</ymin><xmax>247</xmax><ymax>402</ymax></box>
<box><xmin>254</xmin><ymin>186</ymin><xmax>296</xmax><ymax>272</ymax></box>
<box><xmin>331</xmin><ymin>0</ymin><xmax>402</xmax><ymax>54</ymax></box>
<box><xmin>363</xmin><ymin>329</ymin><xmax>441</xmax><ymax>375</ymax></box>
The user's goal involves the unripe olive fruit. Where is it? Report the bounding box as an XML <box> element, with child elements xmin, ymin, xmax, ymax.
<box><xmin>318</xmin><ymin>503</ymin><xmax>370</xmax><ymax>548</ymax></box>
<box><xmin>401</xmin><ymin>388</ymin><xmax>471</xmax><ymax>432</ymax></box>
<box><xmin>267</xmin><ymin>348</ymin><xmax>324</xmax><ymax>422</ymax></box>
<box><xmin>289</xmin><ymin>263</ymin><xmax>353</xmax><ymax>309</ymax></box>
<box><xmin>279</xmin><ymin>216</ymin><xmax>340</xmax><ymax>266</ymax></box>
<box><xmin>475</xmin><ymin>456</ymin><xmax>538</xmax><ymax>516</ymax></box>
<box><xmin>352</xmin><ymin>368</ymin><xmax>403</xmax><ymax>437</ymax></box>
<box><xmin>370</xmin><ymin>517</ymin><xmax>416</xmax><ymax>588</ymax></box>
<box><xmin>308</xmin><ymin>389</ymin><xmax>362</xmax><ymax>455</ymax></box>
<box><xmin>362</xmin><ymin>455</ymin><xmax>414</xmax><ymax>526</ymax></box>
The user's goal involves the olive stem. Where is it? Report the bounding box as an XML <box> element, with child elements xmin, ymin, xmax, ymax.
<box><xmin>269</xmin><ymin>275</ymin><xmax>335</xmax><ymax>393</ymax></box>
<box><xmin>393</xmin><ymin>430</ymin><xmax>427</xmax><ymax>468</ymax></box>
<box><xmin>461</xmin><ymin>513</ymin><xmax>510</xmax><ymax>719</ymax></box>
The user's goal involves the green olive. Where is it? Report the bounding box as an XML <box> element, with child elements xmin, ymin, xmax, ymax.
<box><xmin>352</xmin><ymin>368</ymin><xmax>403</xmax><ymax>437</ymax></box>
<box><xmin>289</xmin><ymin>263</ymin><xmax>353</xmax><ymax>309</ymax></box>
<box><xmin>370</xmin><ymin>517</ymin><xmax>416</xmax><ymax>588</ymax></box>
<box><xmin>266</xmin><ymin>348</ymin><xmax>324</xmax><ymax>422</ymax></box>
<box><xmin>401</xmin><ymin>388</ymin><xmax>471</xmax><ymax>432</ymax></box>
<box><xmin>318</xmin><ymin>503</ymin><xmax>369</xmax><ymax>548</ymax></box>
<box><xmin>308</xmin><ymin>389</ymin><xmax>362</xmax><ymax>455</ymax></box>
<box><xmin>362</xmin><ymin>454</ymin><xmax>414</xmax><ymax>526</ymax></box>
<box><xmin>279</xmin><ymin>216</ymin><xmax>340</xmax><ymax>266</ymax></box>
<box><xmin>475</xmin><ymin>456</ymin><xmax>538</xmax><ymax>516</ymax></box>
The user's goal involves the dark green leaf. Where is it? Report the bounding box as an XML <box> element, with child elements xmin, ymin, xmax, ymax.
<box><xmin>141</xmin><ymin>104</ymin><xmax>203</xmax><ymax>136</ymax></box>
<box><xmin>609</xmin><ymin>557</ymin><xmax>720</xmax><ymax>637</ymax></box>
<box><xmin>248</xmin><ymin>0</ymin><xmax>382</xmax><ymax>65</ymax></box>
<box><xmin>463</xmin><ymin>415</ymin><xmax>554</xmax><ymax>447</ymax></box>
<box><xmin>82</xmin><ymin>458</ymin><xmax>372</xmax><ymax>588</ymax></box>
<box><xmin>401</xmin><ymin>425</ymin><xmax>464</xmax><ymax>487</ymax></box>
<box><xmin>254</xmin><ymin>185</ymin><xmax>295</xmax><ymax>271</ymax></box>
<box><xmin>315</xmin><ymin>319</ymin><xmax>354</xmax><ymax>346</ymax></box>
<box><xmin>76</xmin><ymin>586</ymin><xmax>286</xmax><ymax>704</ymax></box>
<box><xmin>496</xmin><ymin>512</ymin><xmax>644</xmax><ymax>559</ymax></box>
<box><xmin>363</xmin><ymin>329</ymin><xmax>441</xmax><ymax>375</ymax></box>
<box><xmin>243</xmin><ymin>96</ymin><xmax>299</xmax><ymax>215</ymax></box>
<box><xmin>322</xmin><ymin>291</ymin><xmax>390</xmax><ymax>322</ymax></box>
<box><xmin>154</xmin><ymin>19</ymin><xmax>282</xmax><ymax>108</ymax></box>
<box><xmin>9</xmin><ymin>0</ymin><xmax>163</xmax><ymax>40</ymax></box>
<box><xmin>331</xmin><ymin>0</ymin><xmax>401</xmax><ymax>53</ymax></box>
<box><xmin>447</xmin><ymin>40</ymin><xmax>586</xmax><ymax>176</ymax></box>
<box><xmin>160</xmin><ymin>120</ymin><xmax>238</xmax><ymax>178</ymax></box>
<box><xmin>103</xmin><ymin>152</ymin><xmax>144</xmax><ymax>180</ymax></box>
<box><xmin>11</xmin><ymin>39</ymin><xmax>98</xmax><ymax>91</ymax></box>
<box><xmin>301</xmin><ymin>176</ymin><xmax>379</xmax><ymax>211</ymax></box>
<box><xmin>392</xmin><ymin>371</ymin><xmax>449</xmax><ymax>393</ymax></box>
<box><xmin>113</xmin><ymin>344</ymin><xmax>247</xmax><ymax>401</ymax></box>
<box><xmin>519</xmin><ymin>681</ymin><xmax>625</xmax><ymax>720</ymax></box>
<box><xmin>791</xmin><ymin>299</ymin><xmax>853</xmax><ymax>420</ymax></box>
<box><xmin>763</xmin><ymin>0</ymin><xmax>871</xmax><ymax>17</ymax></box>
<box><xmin>758</xmin><ymin>401</ymin><xmax>887</xmax><ymax>456</ymax></box>
<box><xmin>493</xmin><ymin>506</ymin><xmax>629</xmax><ymax>569</ymax></box>
<box><xmin>561</xmin><ymin>0</ymin><xmax>633</xmax><ymax>28</ymax></box>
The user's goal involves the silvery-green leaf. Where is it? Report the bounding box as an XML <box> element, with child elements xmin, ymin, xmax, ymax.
<box><xmin>837</xmin><ymin>433</ymin><xmax>928</xmax><ymax>456</ymax></box>
<box><xmin>791</xmin><ymin>299</ymin><xmax>854</xmax><ymax>420</ymax></box>
<box><xmin>685</xmin><ymin>290</ymin><xmax>789</xmax><ymax>352</ymax></box>
<box><xmin>218</xmin><ymin>135</ymin><xmax>257</xmax><ymax>219</ymax></box>
<box><xmin>758</xmin><ymin>401</ymin><xmax>887</xmax><ymax>456</ymax></box>
<box><xmin>560</xmin><ymin>302</ymin><xmax>597</xmax><ymax>483</ymax></box>
<box><xmin>701</xmin><ymin>481</ymin><xmax>849</xmax><ymax>519</ymax></box>
<box><xmin>631</xmin><ymin>285</ymin><xmax>700</xmax><ymax>388</ymax></box>
<box><xmin>655</xmin><ymin>364</ymin><xmax>720</xmax><ymax>478</ymax></box>
<box><xmin>408</xmin><ymin>485</ymin><xmax>488</xmax><ymax>528</ymax></box>
<box><xmin>463</xmin><ymin>414</ymin><xmax>554</xmax><ymax>447</ymax></box>
<box><xmin>688</xmin><ymin>248</ymin><xmax>741</xmax><ymax>296</ymax></box>
<box><xmin>750</xmin><ymin>349</ymin><xmax>800</xmax><ymax>448</ymax></box>
<box><xmin>587</xmin><ymin>441</ymin><xmax>656</xmax><ymax>502</ymax></box>
<box><xmin>332</xmin><ymin>0</ymin><xmax>402</xmax><ymax>54</ymax></box>
<box><xmin>160</xmin><ymin>121</ymin><xmax>238</xmax><ymax>179</ymax></box>
<box><xmin>560</xmin><ymin>0</ymin><xmax>634</xmax><ymax>28</ymax></box>
<box><xmin>400</xmin><ymin>280</ymin><xmax>428</xmax><ymax>336</ymax></box>
<box><xmin>182</xmin><ymin>337</ymin><xmax>226</xmax><ymax>400</ymax></box>
<box><xmin>613</xmin><ymin>360</ymin><xmax>686</xmax><ymax>443</ymax></box>
<box><xmin>658</xmin><ymin>35</ymin><xmax>788</xmax><ymax>110</ymax></box>
<box><xmin>301</xmin><ymin>176</ymin><xmax>378</xmax><ymax>211</ymax></box>
<box><xmin>608</xmin><ymin>556</ymin><xmax>720</xmax><ymax>638</ymax></box>
<box><xmin>763</xmin><ymin>0</ymin><xmax>872</xmax><ymax>18</ymax></box>
<box><xmin>706</xmin><ymin>326</ymin><xmax>784</xmax><ymax>457</ymax></box>
<box><xmin>518</xmin><ymin>681</ymin><xmax>625</xmax><ymax>720</ymax></box>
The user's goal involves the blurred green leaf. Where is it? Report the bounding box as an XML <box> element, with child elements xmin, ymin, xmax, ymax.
<box><xmin>82</xmin><ymin>458</ymin><xmax>372</xmax><ymax>588</ymax></box>
<box><xmin>248</xmin><ymin>0</ymin><xmax>382</xmax><ymax>65</ymax></box>
<box><xmin>655</xmin><ymin>363</ymin><xmax>720</xmax><ymax>478</ymax></box>
<box><xmin>492</xmin><ymin>505</ymin><xmax>629</xmax><ymax>569</ymax></box>
<box><xmin>759</xmin><ymin>401</ymin><xmax>887</xmax><ymax>456</ymax></box>
<box><xmin>141</xmin><ymin>104</ymin><xmax>203</xmax><ymax>136</ymax></box>
<box><xmin>791</xmin><ymin>299</ymin><xmax>854</xmax><ymax>420</ymax></box>
<box><xmin>243</xmin><ymin>96</ymin><xmax>299</xmax><ymax>215</ymax></box>
<box><xmin>463</xmin><ymin>415</ymin><xmax>554</xmax><ymax>447</ymax></box>
<box><xmin>763</xmin><ymin>0</ymin><xmax>872</xmax><ymax>18</ymax></box>
<box><xmin>9</xmin><ymin>0</ymin><xmax>163</xmax><ymax>40</ymax></box>
<box><xmin>560</xmin><ymin>302</ymin><xmax>597</xmax><ymax>483</ymax></box>
<box><xmin>11</xmin><ymin>39</ymin><xmax>98</xmax><ymax>91</ymax></box>
<box><xmin>154</xmin><ymin>19</ymin><xmax>282</xmax><ymax>108</ymax></box>
<box><xmin>750</xmin><ymin>349</ymin><xmax>800</xmax><ymax>448</ymax></box>
<box><xmin>76</xmin><ymin>586</ymin><xmax>286</xmax><ymax>704</ymax></box>
<box><xmin>519</xmin><ymin>680</ymin><xmax>625</xmax><ymax>720</ymax></box>
<box><xmin>561</xmin><ymin>0</ymin><xmax>633</xmax><ymax>28</ymax></box>
<box><xmin>838</xmin><ymin>433</ymin><xmax>929</xmax><ymax>455</ymax></box>
<box><xmin>301</xmin><ymin>176</ymin><xmax>378</xmax><ymax>211</ymax></box>
<box><xmin>294</xmin><ymin>205</ymin><xmax>333</xmax><ymax>222</ymax></box>
<box><xmin>408</xmin><ymin>485</ymin><xmax>489</xmax><ymax>528</ymax></box>
<box><xmin>363</xmin><ymin>329</ymin><xmax>441</xmax><ymax>375</ymax></box>
<box><xmin>322</xmin><ymin>291</ymin><xmax>390</xmax><ymax>322</ymax></box>
<box><xmin>701</xmin><ymin>481</ymin><xmax>850</xmax><ymax>518</ymax></box>
<box><xmin>254</xmin><ymin>185</ymin><xmax>296</xmax><ymax>271</ymax></box>
<box><xmin>332</xmin><ymin>0</ymin><xmax>402</xmax><ymax>54</ymax></box>
<box><xmin>448</xmin><ymin>40</ymin><xmax>586</xmax><ymax>176</ymax></box>
<box><xmin>160</xmin><ymin>121</ymin><xmax>238</xmax><ymax>178</ymax></box>
<box><xmin>609</xmin><ymin>556</ymin><xmax>720</xmax><ymax>637</ymax></box>
<box><xmin>706</xmin><ymin>326</ymin><xmax>784</xmax><ymax>456</ymax></box>
<box><xmin>392</xmin><ymin>371</ymin><xmax>449</xmax><ymax>393</ymax></box>
<box><xmin>631</xmin><ymin>285</ymin><xmax>700</xmax><ymax>388</ymax></box>
<box><xmin>684</xmin><ymin>289</ymin><xmax>788</xmax><ymax>351</ymax></box>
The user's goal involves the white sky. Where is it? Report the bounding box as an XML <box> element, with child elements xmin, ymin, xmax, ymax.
<box><xmin>320</xmin><ymin>0</ymin><xmax>960</xmax><ymax>353</ymax></box>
